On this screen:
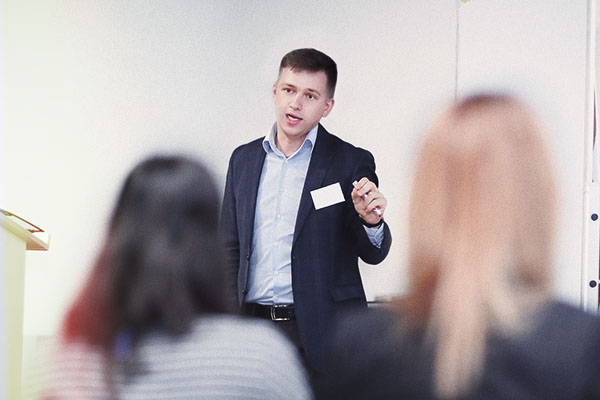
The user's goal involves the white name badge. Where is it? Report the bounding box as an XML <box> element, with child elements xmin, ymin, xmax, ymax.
<box><xmin>310</xmin><ymin>182</ymin><xmax>345</xmax><ymax>210</ymax></box>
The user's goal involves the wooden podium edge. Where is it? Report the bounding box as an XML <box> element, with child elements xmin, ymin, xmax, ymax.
<box><xmin>0</xmin><ymin>214</ymin><xmax>49</xmax><ymax>251</ymax></box>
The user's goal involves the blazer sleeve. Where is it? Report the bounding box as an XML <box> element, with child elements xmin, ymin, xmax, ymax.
<box><xmin>349</xmin><ymin>149</ymin><xmax>392</xmax><ymax>265</ymax></box>
<box><xmin>220</xmin><ymin>152</ymin><xmax>240</xmax><ymax>277</ymax></box>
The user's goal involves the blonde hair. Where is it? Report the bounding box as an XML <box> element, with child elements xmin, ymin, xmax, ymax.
<box><xmin>407</xmin><ymin>95</ymin><xmax>556</xmax><ymax>398</ymax></box>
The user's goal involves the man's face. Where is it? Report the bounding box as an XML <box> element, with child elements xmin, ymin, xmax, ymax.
<box><xmin>272</xmin><ymin>67</ymin><xmax>334</xmax><ymax>143</ymax></box>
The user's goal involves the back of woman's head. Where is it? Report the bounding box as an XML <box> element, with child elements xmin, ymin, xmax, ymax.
<box><xmin>407</xmin><ymin>94</ymin><xmax>556</xmax><ymax>398</ymax></box>
<box><xmin>63</xmin><ymin>155</ymin><xmax>234</xmax><ymax>347</ymax></box>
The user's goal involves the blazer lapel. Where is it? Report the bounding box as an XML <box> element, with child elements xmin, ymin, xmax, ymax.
<box><xmin>293</xmin><ymin>125</ymin><xmax>335</xmax><ymax>246</ymax></box>
<box><xmin>242</xmin><ymin>142</ymin><xmax>267</xmax><ymax>254</ymax></box>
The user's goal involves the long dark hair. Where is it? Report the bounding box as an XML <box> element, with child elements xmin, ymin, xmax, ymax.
<box><xmin>62</xmin><ymin>155</ymin><xmax>235</xmax><ymax>349</ymax></box>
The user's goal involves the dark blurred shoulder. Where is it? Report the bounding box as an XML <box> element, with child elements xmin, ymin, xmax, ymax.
<box><xmin>316</xmin><ymin>306</ymin><xmax>433</xmax><ymax>400</ymax></box>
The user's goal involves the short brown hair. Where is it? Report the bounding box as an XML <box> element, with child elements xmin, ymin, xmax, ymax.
<box><xmin>279</xmin><ymin>48</ymin><xmax>337</xmax><ymax>98</ymax></box>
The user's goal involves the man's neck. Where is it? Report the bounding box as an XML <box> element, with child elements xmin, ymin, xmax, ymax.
<box><xmin>275</xmin><ymin>132</ymin><xmax>308</xmax><ymax>158</ymax></box>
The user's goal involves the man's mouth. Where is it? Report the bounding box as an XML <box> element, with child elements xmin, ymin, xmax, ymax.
<box><xmin>286</xmin><ymin>113</ymin><xmax>302</xmax><ymax>123</ymax></box>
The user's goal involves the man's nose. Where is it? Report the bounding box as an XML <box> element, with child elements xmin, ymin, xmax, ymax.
<box><xmin>290</xmin><ymin>94</ymin><xmax>302</xmax><ymax>110</ymax></box>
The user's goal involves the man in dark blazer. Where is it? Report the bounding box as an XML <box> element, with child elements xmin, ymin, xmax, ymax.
<box><xmin>221</xmin><ymin>48</ymin><xmax>392</xmax><ymax>373</ymax></box>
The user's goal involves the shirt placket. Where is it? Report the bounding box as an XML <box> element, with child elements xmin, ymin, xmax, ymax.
<box><xmin>272</xmin><ymin>158</ymin><xmax>287</xmax><ymax>304</ymax></box>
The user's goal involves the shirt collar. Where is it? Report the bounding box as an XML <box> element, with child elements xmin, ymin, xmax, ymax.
<box><xmin>262</xmin><ymin>123</ymin><xmax>319</xmax><ymax>158</ymax></box>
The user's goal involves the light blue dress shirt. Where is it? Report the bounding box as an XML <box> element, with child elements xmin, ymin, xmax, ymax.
<box><xmin>245</xmin><ymin>124</ymin><xmax>384</xmax><ymax>305</ymax></box>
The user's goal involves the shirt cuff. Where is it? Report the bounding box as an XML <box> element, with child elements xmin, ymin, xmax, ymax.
<box><xmin>363</xmin><ymin>223</ymin><xmax>384</xmax><ymax>249</ymax></box>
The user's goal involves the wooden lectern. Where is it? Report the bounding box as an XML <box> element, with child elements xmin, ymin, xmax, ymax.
<box><xmin>0</xmin><ymin>211</ymin><xmax>49</xmax><ymax>400</ymax></box>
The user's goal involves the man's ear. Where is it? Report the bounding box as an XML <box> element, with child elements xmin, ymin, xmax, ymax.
<box><xmin>322</xmin><ymin>98</ymin><xmax>335</xmax><ymax>118</ymax></box>
<box><xmin>272</xmin><ymin>82</ymin><xmax>277</xmax><ymax>101</ymax></box>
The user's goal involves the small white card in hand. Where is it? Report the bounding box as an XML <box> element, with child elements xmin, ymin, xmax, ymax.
<box><xmin>311</xmin><ymin>182</ymin><xmax>345</xmax><ymax>210</ymax></box>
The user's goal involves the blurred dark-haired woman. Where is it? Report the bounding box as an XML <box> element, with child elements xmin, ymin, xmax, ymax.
<box><xmin>43</xmin><ymin>155</ymin><xmax>311</xmax><ymax>399</ymax></box>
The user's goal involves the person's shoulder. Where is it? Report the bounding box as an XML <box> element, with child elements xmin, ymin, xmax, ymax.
<box><xmin>191</xmin><ymin>315</ymin><xmax>310</xmax><ymax>394</ymax></box>
<box><xmin>317</xmin><ymin>125</ymin><xmax>375</xmax><ymax>160</ymax></box>
<box><xmin>330</xmin><ymin>307</ymin><xmax>409</xmax><ymax>353</ymax></box>
<box><xmin>192</xmin><ymin>314</ymin><xmax>295</xmax><ymax>348</ymax></box>
<box><xmin>541</xmin><ymin>300</ymin><xmax>600</xmax><ymax>329</ymax></box>
<box><xmin>480</xmin><ymin>300</ymin><xmax>600</xmax><ymax>398</ymax></box>
<box><xmin>538</xmin><ymin>300</ymin><xmax>600</xmax><ymax>345</ymax></box>
<box><xmin>317</xmin><ymin>307</ymin><xmax>428</xmax><ymax>399</ymax></box>
<box><xmin>229</xmin><ymin>137</ymin><xmax>264</xmax><ymax>158</ymax></box>
<box><xmin>337</xmin><ymin>307</ymin><xmax>399</xmax><ymax>330</ymax></box>
<box><xmin>50</xmin><ymin>339</ymin><xmax>106</xmax><ymax>370</ymax></box>
<box><xmin>517</xmin><ymin>299</ymin><xmax>600</xmax><ymax>360</ymax></box>
<box><xmin>145</xmin><ymin>314</ymin><xmax>298</xmax><ymax>361</ymax></box>
<box><xmin>41</xmin><ymin>339</ymin><xmax>111</xmax><ymax>399</ymax></box>
<box><xmin>318</xmin><ymin>125</ymin><xmax>367</xmax><ymax>151</ymax></box>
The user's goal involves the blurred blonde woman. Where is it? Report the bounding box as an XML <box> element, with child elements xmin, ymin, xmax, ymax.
<box><xmin>316</xmin><ymin>94</ymin><xmax>600</xmax><ymax>399</ymax></box>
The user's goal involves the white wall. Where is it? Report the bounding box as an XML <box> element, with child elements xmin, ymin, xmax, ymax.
<box><xmin>0</xmin><ymin>1</ymin><xmax>592</xmax><ymax>337</ymax></box>
<box><xmin>457</xmin><ymin>1</ymin><xmax>590</xmax><ymax>304</ymax></box>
